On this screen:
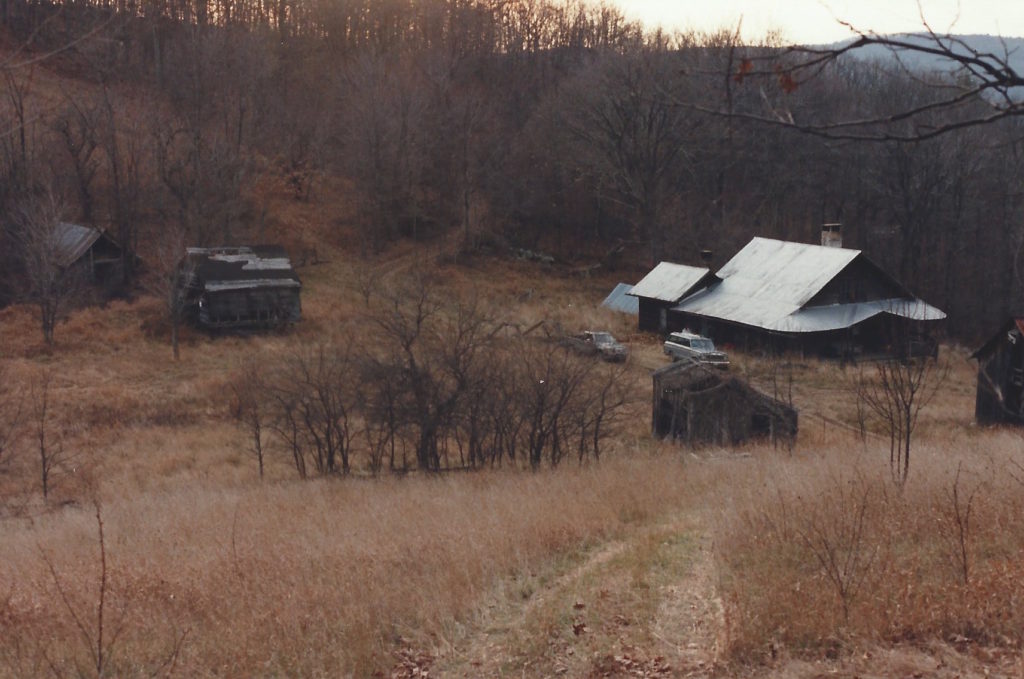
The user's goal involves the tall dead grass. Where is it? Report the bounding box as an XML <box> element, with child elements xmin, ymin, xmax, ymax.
<box><xmin>712</xmin><ymin>430</ymin><xmax>1024</xmax><ymax>662</ymax></box>
<box><xmin>0</xmin><ymin>456</ymin><xmax>694</xmax><ymax>676</ymax></box>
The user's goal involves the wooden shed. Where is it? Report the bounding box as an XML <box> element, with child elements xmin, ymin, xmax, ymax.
<box><xmin>652</xmin><ymin>361</ymin><xmax>797</xmax><ymax>446</ymax></box>
<box><xmin>184</xmin><ymin>246</ymin><xmax>301</xmax><ymax>329</ymax></box>
<box><xmin>972</xmin><ymin>318</ymin><xmax>1024</xmax><ymax>425</ymax></box>
<box><xmin>54</xmin><ymin>222</ymin><xmax>124</xmax><ymax>285</ymax></box>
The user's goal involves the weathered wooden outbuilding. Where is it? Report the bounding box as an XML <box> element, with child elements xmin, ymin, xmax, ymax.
<box><xmin>972</xmin><ymin>318</ymin><xmax>1024</xmax><ymax>425</ymax></box>
<box><xmin>184</xmin><ymin>246</ymin><xmax>301</xmax><ymax>329</ymax></box>
<box><xmin>55</xmin><ymin>222</ymin><xmax>124</xmax><ymax>285</ymax></box>
<box><xmin>627</xmin><ymin>262</ymin><xmax>714</xmax><ymax>333</ymax></box>
<box><xmin>652</xmin><ymin>361</ymin><xmax>797</xmax><ymax>446</ymax></box>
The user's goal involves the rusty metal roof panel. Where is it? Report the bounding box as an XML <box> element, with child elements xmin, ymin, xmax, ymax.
<box><xmin>54</xmin><ymin>222</ymin><xmax>102</xmax><ymax>267</ymax></box>
<box><xmin>628</xmin><ymin>262</ymin><xmax>711</xmax><ymax>302</ymax></box>
<box><xmin>601</xmin><ymin>282</ymin><xmax>639</xmax><ymax>314</ymax></box>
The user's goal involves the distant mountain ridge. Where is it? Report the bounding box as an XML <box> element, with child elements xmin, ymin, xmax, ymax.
<box><xmin>825</xmin><ymin>34</ymin><xmax>1024</xmax><ymax>75</ymax></box>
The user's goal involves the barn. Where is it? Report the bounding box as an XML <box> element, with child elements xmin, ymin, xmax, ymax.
<box><xmin>184</xmin><ymin>246</ymin><xmax>301</xmax><ymax>329</ymax></box>
<box><xmin>627</xmin><ymin>262</ymin><xmax>715</xmax><ymax>333</ymax></box>
<box><xmin>670</xmin><ymin>234</ymin><xmax>946</xmax><ymax>358</ymax></box>
<box><xmin>652</xmin><ymin>361</ymin><xmax>797</xmax><ymax>446</ymax></box>
<box><xmin>972</xmin><ymin>318</ymin><xmax>1024</xmax><ymax>425</ymax></box>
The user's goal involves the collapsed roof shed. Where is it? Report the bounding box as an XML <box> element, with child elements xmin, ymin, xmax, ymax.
<box><xmin>972</xmin><ymin>318</ymin><xmax>1024</xmax><ymax>426</ymax></box>
<box><xmin>672</xmin><ymin>237</ymin><xmax>945</xmax><ymax>356</ymax></box>
<box><xmin>652</xmin><ymin>361</ymin><xmax>797</xmax><ymax>446</ymax></box>
<box><xmin>627</xmin><ymin>262</ymin><xmax>714</xmax><ymax>333</ymax></box>
<box><xmin>185</xmin><ymin>246</ymin><xmax>301</xmax><ymax>329</ymax></box>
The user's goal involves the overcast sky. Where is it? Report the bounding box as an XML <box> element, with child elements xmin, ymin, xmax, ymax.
<box><xmin>608</xmin><ymin>0</ymin><xmax>1024</xmax><ymax>44</ymax></box>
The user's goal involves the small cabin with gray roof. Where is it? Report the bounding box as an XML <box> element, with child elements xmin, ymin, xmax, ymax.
<box><xmin>627</xmin><ymin>262</ymin><xmax>715</xmax><ymax>333</ymax></box>
<box><xmin>184</xmin><ymin>246</ymin><xmax>301</xmax><ymax>329</ymax></box>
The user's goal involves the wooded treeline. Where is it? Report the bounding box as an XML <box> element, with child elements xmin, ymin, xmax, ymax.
<box><xmin>1</xmin><ymin>0</ymin><xmax>1021</xmax><ymax>339</ymax></box>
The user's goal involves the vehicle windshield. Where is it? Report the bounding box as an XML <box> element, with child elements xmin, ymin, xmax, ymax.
<box><xmin>691</xmin><ymin>338</ymin><xmax>715</xmax><ymax>351</ymax></box>
<box><xmin>591</xmin><ymin>332</ymin><xmax>614</xmax><ymax>345</ymax></box>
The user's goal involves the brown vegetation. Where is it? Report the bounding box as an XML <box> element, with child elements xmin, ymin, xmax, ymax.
<box><xmin>1</xmin><ymin>4</ymin><xmax>1024</xmax><ymax>675</ymax></box>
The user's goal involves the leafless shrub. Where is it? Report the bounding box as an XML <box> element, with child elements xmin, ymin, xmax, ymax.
<box><xmin>853</xmin><ymin>355</ymin><xmax>947</xmax><ymax>486</ymax></box>
<box><xmin>267</xmin><ymin>343</ymin><xmax>360</xmax><ymax>477</ymax></box>
<box><xmin>363</xmin><ymin>277</ymin><xmax>493</xmax><ymax>472</ymax></box>
<box><xmin>793</xmin><ymin>472</ymin><xmax>879</xmax><ymax>622</ymax></box>
<box><xmin>30</xmin><ymin>370</ymin><xmax>74</xmax><ymax>502</ymax></box>
<box><xmin>230</xmin><ymin>358</ymin><xmax>270</xmax><ymax>480</ymax></box>
<box><xmin>937</xmin><ymin>463</ymin><xmax>981</xmax><ymax>585</ymax></box>
<box><xmin>141</xmin><ymin>224</ymin><xmax>193</xmax><ymax>361</ymax></box>
<box><xmin>0</xmin><ymin>367</ymin><xmax>23</xmax><ymax>473</ymax></box>
<box><xmin>39</xmin><ymin>499</ymin><xmax>123</xmax><ymax>678</ymax></box>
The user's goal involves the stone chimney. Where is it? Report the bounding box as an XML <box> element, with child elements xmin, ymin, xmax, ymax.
<box><xmin>821</xmin><ymin>223</ymin><xmax>842</xmax><ymax>248</ymax></box>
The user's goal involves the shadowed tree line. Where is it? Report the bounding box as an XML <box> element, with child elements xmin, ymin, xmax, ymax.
<box><xmin>1</xmin><ymin>0</ymin><xmax>1022</xmax><ymax>340</ymax></box>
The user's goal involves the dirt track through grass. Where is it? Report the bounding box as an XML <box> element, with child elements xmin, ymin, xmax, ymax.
<box><xmin>433</xmin><ymin>511</ymin><xmax>723</xmax><ymax>678</ymax></box>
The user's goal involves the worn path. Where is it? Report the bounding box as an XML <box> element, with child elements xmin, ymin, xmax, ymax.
<box><xmin>426</xmin><ymin>512</ymin><xmax>724</xmax><ymax>678</ymax></box>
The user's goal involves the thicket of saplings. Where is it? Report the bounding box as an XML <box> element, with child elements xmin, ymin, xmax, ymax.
<box><xmin>230</xmin><ymin>283</ymin><xmax>630</xmax><ymax>478</ymax></box>
<box><xmin>712</xmin><ymin>440</ymin><xmax>1024</xmax><ymax>663</ymax></box>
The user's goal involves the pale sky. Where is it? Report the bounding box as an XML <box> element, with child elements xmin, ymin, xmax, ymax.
<box><xmin>609</xmin><ymin>1</ymin><xmax>1024</xmax><ymax>44</ymax></box>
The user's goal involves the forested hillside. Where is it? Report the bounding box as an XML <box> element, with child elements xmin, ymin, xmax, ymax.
<box><xmin>1</xmin><ymin>0</ymin><xmax>1022</xmax><ymax>340</ymax></box>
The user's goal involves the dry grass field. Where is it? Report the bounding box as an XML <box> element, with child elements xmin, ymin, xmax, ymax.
<box><xmin>2</xmin><ymin>181</ymin><xmax>1023</xmax><ymax>676</ymax></box>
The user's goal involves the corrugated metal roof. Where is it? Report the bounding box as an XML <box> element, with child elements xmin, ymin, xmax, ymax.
<box><xmin>771</xmin><ymin>298</ymin><xmax>947</xmax><ymax>333</ymax></box>
<box><xmin>601</xmin><ymin>283</ymin><xmax>639</xmax><ymax>314</ymax></box>
<box><xmin>674</xmin><ymin>237</ymin><xmax>946</xmax><ymax>332</ymax></box>
<box><xmin>716</xmin><ymin>237</ymin><xmax>860</xmax><ymax>309</ymax></box>
<box><xmin>628</xmin><ymin>262</ymin><xmax>711</xmax><ymax>302</ymax></box>
<box><xmin>187</xmin><ymin>246</ymin><xmax>301</xmax><ymax>291</ymax></box>
<box><xmin>54</xmin><ymin>222</ymin><xmax>102</xmax><ymax>267</ymax></box>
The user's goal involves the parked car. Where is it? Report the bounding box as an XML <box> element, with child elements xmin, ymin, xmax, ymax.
<box><xmin>566</xmin><ymin>330</ymin><xmax>629</xmax><ymax>362</ymax></box>
<box><xmin>663</xmin><ymin>331</ymin><xmax>729</xmax><ymax>368</ymax></box>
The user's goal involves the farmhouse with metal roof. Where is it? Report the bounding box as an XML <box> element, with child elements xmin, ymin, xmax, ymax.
<box><xmin>672</xmin><ymin>236</ymin><xmax>945</xmax><ymax>357</ymax></box>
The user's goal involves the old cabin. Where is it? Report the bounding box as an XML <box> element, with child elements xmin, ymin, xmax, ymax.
<box><xmin>659</xmin><ymin>229</ymin><xmax>945</xmax><ymax>358</ymax></box>
<box><xmin>55</xmin><ymin>222</ymin><xmax>124</xmax><ymax>287</ymax></box>
<box><xmin>972</xmin><ymin>318</ymin><xmax>1024</xmax><ymax>425</ymax></box>
<box><xmin>627</xmin><ymin>262</ymin><xmax>715</xmax><ymax>333</ymax></box>
<box><xmin>184</xmin><ymin>246</ymin><xmax>301</xmax><ymax>329</ymax></box>
<box><xmin>652</xmin><ymin>361</ymin><xmax>797</xmax><ymax>447</ymax></box>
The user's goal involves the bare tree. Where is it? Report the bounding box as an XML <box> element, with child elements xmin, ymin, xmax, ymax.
<box><xmin>142</xmin><ymin>225</ymin><xmax>193</xmax><ymax>361</ymax></box>
<box><xmin>267</xmin><ymin>343</ymin><xmax>360</xmax><ymax>477</ymax></box>
<box><xmin>560</xmin><ymin>49</ymin><xmax>693</xmax><ymax>262</ymax></box>
<box><xmin>30</xmin><ymin>370</ymin><xmax>72</xmax><ymax>502</ymax></box>
<box><xmin>230</xmin><ymin>359</ymin><xmax>269</xmax><ymax>480</ymax></box>
<box><xmin>0</xmin><ymin>367</ymin><xmax>22</xmax><ymax>473</ymax></box>
<box><xmin>11</xmin><ymin>191</ymin><xmax>83</xmax><ymax>346</ymax></box>
<box><xmin>714</xmin><ymin>24</ymin><xmax>1024</xmax><ymax>141</ymax></box>
<box><xmin>854</xmin><ymin>340</ymin><xmax>946</xmax><ymax>486</ymax></box>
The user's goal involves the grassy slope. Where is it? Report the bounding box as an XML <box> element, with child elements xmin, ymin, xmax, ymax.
<box><xmin>1</xmin><ymin>53</ymin><xmax>1022</xmax><ymax>678</ymax></box>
